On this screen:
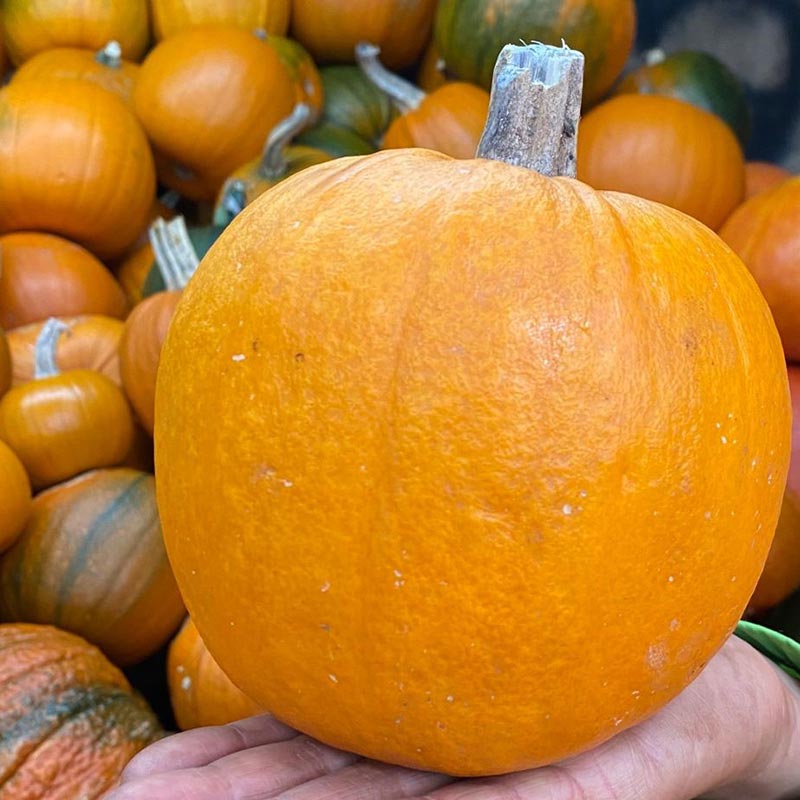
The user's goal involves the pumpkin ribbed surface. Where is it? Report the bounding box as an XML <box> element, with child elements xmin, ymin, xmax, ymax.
<box><xmin>151</xmin><ymin>0</ymin><xmax>290</xmax><ymax>39</ymax></box>
<box><xmin>0</xmin><ymin>469</ymin><xmax>185</xmax><ymax>666</ymax></box>
<box><xmin>719</xmin><ymin>177</ymin><xmax>800</xmax><ymax>361</ymax></box>
<box><xmin>155</xmin><ymin>150</ymin><xmax>790</xmax><ymax>776</ymax></box>
<box><xmin>0</xmin><ymin>623</ymin><xmax>162</xmax><ymax>799</ymax></box>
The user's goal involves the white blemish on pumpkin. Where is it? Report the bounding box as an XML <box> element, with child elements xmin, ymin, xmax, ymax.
<box><xmin>670</xmin><ymin>619</ymin><xmax>680</xmax><ymax>631</ymax></box>
<box><xmin>647</xmin><ymin>642</ymin><xmax>668</xmax><ymax>671</ymax></box>
<box><xmin>439</xmin><ymin>580</ymin><xmax>448</xmax><ymax>587</ymax></box>
<box><xmin>395</xmin><ymin>717</ymin><xmax>403</xmax><ymax>724</ymax></box>
<box><xmin>320</xmin><ymin>623</ymin><xmax>331</xmax><ymax>632</ymax></box>
<box><xmin>668</xmin><ymin>576</ymin><xmax>675</xmax><ymax>583</ymax></box>
<box><xmin>181</xmin><ymin>676</ymin><xmax>192</xmax><ymax>691</ymax></box>
<box><xmin>704</xmin><ymin>512</ymin><xmax>712</xmax><ymax>520</ymax></box>
<box><xmin>176</xmin><ymin>665</ymin><xmax>185</xmax><ymax>674</ymax></box>
<box><xmin>249</xmin><ymin>393</ymin><xmax>256</xmax><ymax>401</ymax></box>
<box><xmin>394</xmin><ymin>569</ymin><xmax>403</xmax><ymax>578</ymax></box>
<box><xmin>731</xmin><ymin>576</ymin><xmax>737</xmax><ymax>582</ymax></box>
<box><xmin>359</xmin><ymin>465</ymin><xmax>367</xmax><ymax>472</ymax></box>
<box><xmin>394</xmin><ymin>578</ymin><xmax>405</xmax><ymax>587</ymax></box>
<box><xmin>751</xmin><ymin>458</ymin><xmax>758</xmax><ymax>468</ymax></box>
<box><xmin>321</xmin><ymin>582</ymin><xmax>331</xmax><ymax>592</ymax></box>
<box><xmin>720</xmin><ymin>436</ymin><xmax>728</xmax><ymax>444</ymax></box>
<box><xmin>715</xmin><ymin>422</ymin><xmax>721</xmax><ymax>429</ymax></box>
<box><xmin>446</xmin><ymin>695</ymin><xmax>454</xmax><ymax>703</ymax></box>
<box><xmin>579</xmin><ymin>490</ymin><xmax>588</xmax><ymax>498</ymax></box>
<box><xmin>191</xmin><ymin>569</ymin><xmax>196</xmax><ymax>575</ymax></box>
<box><xmin>613</xmin><ymin>716</ymin><xmax>625</xmax><ymax>727</ymax></box>
<box><xmin>232</xmin><ymin>354</ymin><xmax>246</xmax><ymax>362</ymax></box>
<box><xmin>562</xmin><ymin>504</ymin><xmax>573</xmax><ymax>516</ymax></box>
<box><xmin>632</xmin><ymin>690</ymin><xmax>640</xmax><ymax>698</ymax></box>
<box><xmin>415</xmin><ymin>748</ymin><xmax>423</xmax><ymax>754</ymax></box>
<box><xmin>290</xmin><ymin>221</ymin><xmax>301</xmax><ymax>229</ymax></box>
<box><xmin>279</xmin><ymin>478</ymin><xmax>294</xmax><ymax>488</ymax></box>
<box><xmin>767</xmin><ymin>473</ymin><xmax>774</xmax><ymax>486</ymax></box>
<box><xmin>328</xmin><ymin>673</ymin><xmax>338</xmax><ymax>684</ymax></box>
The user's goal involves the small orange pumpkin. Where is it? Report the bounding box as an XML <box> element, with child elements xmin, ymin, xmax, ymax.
<box><xmin>168</xmin><ymin>617</ymin><xmax>264</xmax><ymax>729</ymax></box>
<box><xmin>11</xmin><ymin>41</ymin><xmax>139</xmax><ymax>106</ymax></box>
<box><xmin>719</xmin><ymin>177</ymin><xmax>800</xmax><ymax>361</ymax></box>
<box><xmin>0</xmin><ymin>81</ymin><xmax>156</xmax><ymax>260</ymax></box>
<box><xmin>2</xmin><ymin>1</ymin><xmax>149</xmax><ymax>65</ymax></box>
<box><xmin>151</xmin><ymin>0</ymin><xmax>290</xmax><ymax>40</ymax></box>
<box><xmin>120</xmin><ymin>292</ymin><xmax>183</xmax><ymax>435</ymax></box>
<box><xmin>292</xmin><ymin>0</ymin><xmax>436</xmax><ymax>69</ymax></box>
<box><xmin>133</xmin><ymin>26</ymin><xmax>296</xmax><ymax>202</ymax></box>
<box><xmin>0</xmin><ymin>319</ymin><xmax>135</xmax><ymax>489</ymax></box>
<box><xmin>744</xmin><ymin>161</ymin><xmax>792</xmax><ymax>200</ymax></box>
<box><xmin>215</xmin><ymin>104</ymin><xmax>332</xmax><ymax>224</ymax></box>
<box><xmin>0</xmin><ymin>470</ymin><xmax>185</xmax><ymax>667</ymax></box>
<box><xmin>0</xmin><ymin>624</ymin><xmax>163</xmax><ymax>798</ymax></box>
<box><xmin>577</xmin><ymin>93</ymin><xmax>745</xmax><ymax>231</ymax></box>
<box><xmin>0</xmin><ymin>328</ymin><xmax>10</xmax><ymax>398</ymax></box>
<box><xmin>357</xmin><ymin>43</ymin><xmax>489</xmax><ymax>159</ymax></box>
<box><xmin>7</xmin><ymin>316</ymin><xmax>124</xmax><ymax>388</ymax></box>
<box><xmin>0</xmin><ymin>232</ymin><xmax>127</xmax><ymax>330</ymax></box>
<box><xmin>0</xmin><ymin>440</ymin><xmax>31</xmax><ymax>553</ymax></box>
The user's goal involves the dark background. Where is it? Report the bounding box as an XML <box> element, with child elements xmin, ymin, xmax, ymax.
<box><xmin>633</xmin><ymin>0</ymin><xmax>799</xmax><ymax>166</ymax></box>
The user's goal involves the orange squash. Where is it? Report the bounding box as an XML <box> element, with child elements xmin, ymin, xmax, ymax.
<box><xmin>215</xmin><ymin>104</ymin><xmax>332</xmax><ymax>224</ymax></box>
<box><xmin>0</xmin><ymin>319</ymin><xmax>134</xmax><ymax>489</ymax></box>
<box><xmin>0</xmin><ymin>81</ymin><xmax>156</xmax><ymax>260</ymax></box>
<box><xmin>418</xmin><ymin>39</ymin><xmax>448</xmax><ymax>92</ymax></box>
<box><xmin>7</xmin><ymin>316</ymin><xmax>124</xmax><ymax>388</ymax></box>
<box><xmin>0</xmin><ymin>441</ymin><xmax>31</xmax><ymax>553</ymax></box>
<box><xmin>2</xmin><ymin>1</ymin><xmax>149</xmax><ymax>65</ymax></box>
<box><xmin>357</xmin><ymin>43</ymin><xmax>489</xmax><ymax>159</ymax></box>
<box><xmin>0</xmin><ymin>328</ymin><xmax>10</xmax><ymax>398</ymax></box>
<box><xmin>0</xmin><ymin>470</ymin><xmax>185</xmax><ymax>666</ymax></box>
<box><xmin>168</xmin><ymin>617</ymin><xmax>264</xmax><ymax>729</ymax></box>
<box><xmin>152</xmin><ymin>0</ymin><xmax>290</xmax><ymax>39</ymax></box>
<box><xmin>11</xmin><ymin>41</ymin><xmax>139</xmax><ymax>106</ymax></box>
<box><xmin>744</xmin><ymin>161</ymin><xmax>792</xmax><ymax>200</ymax></box>
<box><xmin>0</xmin><ymin>624</ymin><xmax>162</xmax><ymax>798</ymax></box>
<box><xmin>292</xmin><ymin>0</ymin><xmax>437</xmax><ymax>69</ymax></box>
<box><xmin>577</xmin><ymin>94</ymin><xmax>745</xmax><ymax>231</ymax></box>
<box><xmin>155</xmin><ymin>44</ymin><xmax>790</xmax><ymax>776</ymax></box>
<box><xmin>120</xmin><ymin>292</ymin><xmax>183</xmax><ymax>435</ymax></box>
<box><xmin>133</xmin><ymin>26</ymin><xmax>296</xmax><ymax>202</ymax></box>
<box><xmin>0</xmin><ymin>233</ymin><xmax>127</xmax><ymax>330</ymax></box>
<box><xmin>719</xmin><ymin>177</ymin><xmax>800</xmax><ymax>361</ymax></box>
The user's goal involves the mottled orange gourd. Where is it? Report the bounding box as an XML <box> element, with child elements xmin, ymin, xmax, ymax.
<box><xmin>0</xmin><ymin>320</ymin><xmax>134</xmax><ymax>489</ymax></box>
<box><xmin>2</xmin><ymin>0</ymin><xmax>149</xmax><ymax>64</ymax></box>
<box><xmin>133</xmin><ymin>27</ymin><xmax>296</xmax><ymax>201</ymax></box>
<box><xmin>0</xmin><ymin>470</ymin><xmax>185</xmax><ymax>666</ymax></box>
<box><xmin>120</xmin><ymin>292</ymin><xmax>183</xmax><ymax>435</ymax></box>
<box><xmin>155</xmin><ymin>45</ymin><xmax>790</xmax><ymax>777</ymax></box>
<box><xmin>0</xmin><ymin>440</ymin><xmax>31</xmax><ymax>552</ymax></box>
<box><xmin>151</xmin><ymin>0</ymin><xmax>290</xmax><ymax>39</ymax></box>
<box><xmin>168</xmin><ymin>617</ymin><xmax>264</xmax><ymax>729</ymax></box>
<box><xmin>292</xmin><ymin>0</ymin><xmax>437</xmax><ymax>69</ymax></box>
<box><xmin>0</xmin><ymin>82</ymin><xmax>156</xmax><ymax>260</ymax></box>
<box><xmin>577</xmin><ymin>93</ymin><xmax>745</xmax><ymax>230</ymax></box>
<box><xmin>0</xmin><ymin>624</ymin><xmax>162</xmax><ymax>798</ymax></box>
<box><xmin>11</xmin><ymin>41</ymin><xmax>140</xmax><ymax>106</ymax></box>
<box><xmin>7</xmin><ymin>316</ymin><xmax>124</xmax><ymax>388</ymax></box>
<box><xmin>744</xmin><ymin>161</ymin><xmax>792</xmax><ymax>200</ymax></box>
<box><xmin>719</xmin><ymin>177</ymin><xmax>800</xmax><ymax>361</ymax></box>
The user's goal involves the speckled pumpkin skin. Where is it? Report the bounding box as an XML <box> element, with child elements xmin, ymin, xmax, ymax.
<box><xmin>155</xmin><ymin>150</ymin><xmax>790</xmax><ymax>776</ymax></box>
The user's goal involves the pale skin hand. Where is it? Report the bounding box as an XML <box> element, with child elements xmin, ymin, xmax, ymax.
<box><xmin>105</xmin><ymin>637</ymin><xmax>800</xmax><ymax>800</ymax></box>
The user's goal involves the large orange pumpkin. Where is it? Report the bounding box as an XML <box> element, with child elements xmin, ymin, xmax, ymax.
<box><xmin>11</xmin><ymin>41</ymin><xmax>140</xmax><ymax>106</ymax></box>
<box><xmin>133</xmin><ymin>27</ymin><xmax>296</xmax><ymax>202</ymax></box>
<box><xmin>0</xmin><ymin>623</ymin><xmax>162</xmax><ymax>798</ymax></box>
<box><xmin>577</xmin><ymin>94</ymin><xmax>745</xmax><ymax>231</ymax></box>
<box><xmin>0</xmin><ymin>232</ymin><xmax>127</xmax><ymax>330</ymax></box>
<box><xmin>719</xmin><ymin>177</ymin><xmax>800</xmax><ymax>362</ymax></box>
<box><xmin>168</xmin><ymin>617</ymin><xmax>264</xmax><ymax>729</ymax></box>
<box><xmin>152</xmin><ymin>0</ymin><xmax>290</xmax><ymax>39</ymax></box>
<box><xmin>0</xmin><ymin>320</ymin><xmax>134</xmax><ymax>489</ymax></box>
<box><xmin>7</xmin><ymin>315</ymin><xmax>124</xmax><ymax>388</ymax></box>
<box><xmin>0</xmin><ymin>81</ymin><xmax>156</xmax><ymax>260</ymax></box>
<box><xmin>0</xmin><ymin>440</ymin><xmax>31</xmax><ymax>553</ymax></box>
<box><xmin>0</xmin><ymin>470</ymin><xmax>185</xmax><ymax>666</ymax></box>
<box><xmin>155</xmin><ymin>44</ymin><xmax>790</xmax><ymax>776</ymax></box>
<box><xmin>2</xmin><ymin>0</ymin><xmax>149</xmax><ymax>64</ymax></box>
<box><xmin>744</xmin><ymin>161</ymin><xmax>792</xmax><ymax>200</ymax></box>
<box><xmin>291</xmin><ymin>0</ymin><xmax>436</xmax><ymax>69</ymax></box>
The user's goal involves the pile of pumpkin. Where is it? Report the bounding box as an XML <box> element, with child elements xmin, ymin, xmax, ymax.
<box><xmin>0</xmin><ymin>0</ymin><xmax>798</xmax><ymax>796</ymax></box>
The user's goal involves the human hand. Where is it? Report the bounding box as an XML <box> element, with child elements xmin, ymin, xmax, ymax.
<box><xmin>105</xmin><ymin>636</ymin><xmax>800</xmax><ymax>800</ymax></box>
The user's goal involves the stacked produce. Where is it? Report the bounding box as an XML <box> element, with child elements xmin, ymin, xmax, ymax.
<box><xmin>0</xmin><ymin>0</ymin><xmax>797</xmax><ymax>796</ymax></box>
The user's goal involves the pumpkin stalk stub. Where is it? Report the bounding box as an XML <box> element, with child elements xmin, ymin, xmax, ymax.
<box><xmin>33</xmin><ymin>319</ymin><xmax>70</xmax><ymax>380</ymax></box>
<box><xmin>260</xmin><ymin>103</ymin><xmax>314</xmax><ymax>179</ymax></box>
<box><xmin>96</xmin><ymin>41</ymin><xmax>123</xmax><ymax>69</ymax></box>
<box><xmin>148</xmin><ymin>217</ymin><xmax>200</xmax><ymax>291</ymax></box>
<box><xmin>355</xmin><ymin>42</ymin><xmax>426</xmax><ymax>113</ymax></box>
<box><xmin>477</xmin><ymin>42</ymin><xmax>584</xmax><ymax>177</ymax></box>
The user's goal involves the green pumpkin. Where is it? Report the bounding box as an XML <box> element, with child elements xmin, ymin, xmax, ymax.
<box><xmin>296</xmin><ymin>122</ymin><xmax>376</xmax><ymax>158</ymax></box>
<box><xmin>434</xmin><ymin>0</ymin><xmax>636</xmax><ymax>106</ymax></box>
<box><xmin>316</xmin><ymin>65</ymin><xmax>394</xmax><ymax>145</ymax></box>
<box><xmin>614</xmin><ymin>50</ymin><xmax>751</xmax><ymax>146</ymax></box>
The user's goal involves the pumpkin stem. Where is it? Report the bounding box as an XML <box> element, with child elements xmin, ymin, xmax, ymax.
<box><xmin>259</xmin><ymin>103</ymin><xmax>313</xmax><ymax>180</ymax></box>
<box><xmin>96</xmin><ymin>41</ymin><xmax>123</xmax><ymax>69</ymax></box>
<box><xmin>644</xmin><ymin>48</ymin><xmax>666</xmax><ymax>67</ymax></box>
<box><xmin>33</xmin><ymin>319</ymin><xmax>70</xmax><ymax>380</ymax></box>
<box><xmin>148</xmin><ymin>217</ymin><xmax>200</xmax><ymax>291</ymax></box>
<box><xmin>355</xmin><ymin>42</ymin><xmax>426</xmax><ymax>113</ymax></box>
<box><xmin>214</xmin><ymin>179</ymin><xmax>248</xmax><ymax>226</ymax></box>
<box><xmin>476</xmin><ymin>42</ymin><xmax>584</xmax><ymax>178</ymax></box>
